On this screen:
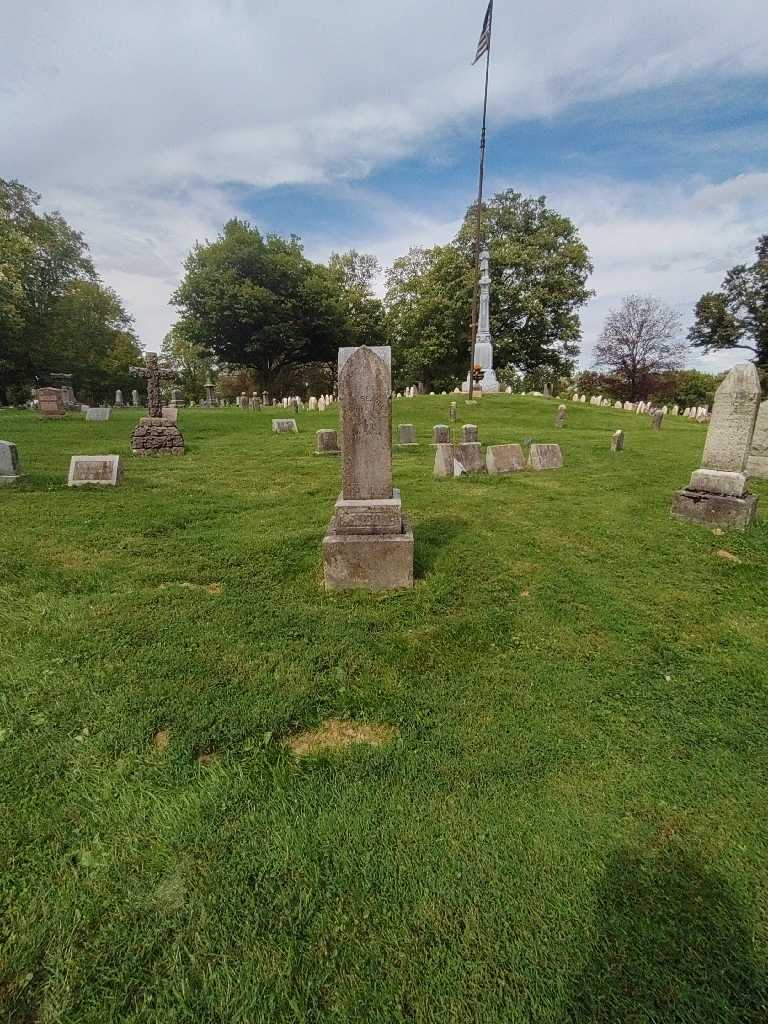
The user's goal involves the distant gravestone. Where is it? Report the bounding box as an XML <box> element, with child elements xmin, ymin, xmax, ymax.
<box><xmin>318</xmin><ymin>398</ymin><xmax>327</xmax><ymax>412</ymax></box>
<box><xmin>315</xmin><ymin>429</ymin><xmax>340</xmax><ymax>455</ymax></box>
<box><xmin>309</xmin><ymin>397</ymin><xmax>318</xmax><ymax>411</ymax></box>
<box><xmin>85</xmin><ymin>407</ymin><xmax>111</xmax><ymax>422</ymax></box>
<box><xmin>37</xmin><ymin>387</ymin><xmax>66</xmax><ymax>418</ymax></box>
<box><xmin>746</xmin><ymin>400</ymin><xmax>768</xmax><ymax>480</ymax></box>
<box><xmin>579</xmin><ymin>395</ymin><xmax>586</xmax><ymax>403</ymax></box>
<box><xmin>114</xmin><ymin>389</ymin><xmax>124</xmax><ymax>407</ymax></box>
<box><xmin>250</xmin><ymin>393</ymin><xmax>261</xmax><ymax>411</ymax></box>
<box><xmin>651</xmin><ymin>409</ymin><xmax>664</xmax><ymax>431</ymax></box>
<box><xmin>486</xmin><ymin>444</ymin><xmax>525</xmax><ymax>475</ymax></box>
<box><xmin>671</xmin><ymin>405</ymin><xmax>679</xmax><ymax>416</ymax></box>
<box><xmin>449</xmin><ymin>402</ymin><xmax>457</xmax><ymax>422</ymax></box>
<box><xmin>611</xmin><ymin>430</ymin><xmax>624</xmax><ymax>452</ymax></box>
<box><xmin>614</xmin><ymin>400</ymin><xmax>622</xmax><ymax>409</ymax></box>
<box><xmin>272</xmin><ymin>419</ymin><xmax>298</xmax><ymax>433</ymax></box>
<box><xmin>67</xmin><ymin>455</ymin><xmax>122</xmax><ymax>487</ymax></box>
<box><xmin>453</xmin><ymin>442</ymin><xmax>485</xmax><ymax>476</ymax></box>
<box><xmin>161</xmin><ymin>406</ymin><xmax>178</xmax><ymax>423</ymax></box>
<box><xmin>672</xmin><ymin>363</ymin><xmax>760</xmax><ymax>529</ymax></box>
<box><xmin>131</xmin><ymin>389</ymin><xmax>140</xmax><ymax>407</ymax></box>
<box><xmin>528</xmin><ymin>443</ymin><xmax>563</xmax><ymax>471</ymax></box>
<box><xmin>0</xmin><ymin>441</ymin><xmax>22</xmax><ymax>484</ymax></box>
<box><xmin>432</xmin><ymin>425</ymin><xmax>450</xmax><ymax>445</ymax></box>
<box><xmin>397</xmin><ymin>424</ymin><xmax>417</xmax><ymax>446</ymax></box>
<box><xmin>462</xmin><ymin>424</ymin><xmax>478</xmax><ymax>443</ymax></box>
<box><xmin>555</xmin><ymin>405</ymin><xmax>567</xmax><ymax>429</ymax></box>
<box><xmin>170</xmin><ymin>388</ymin><xmax>185</xmax><ymax>408</ymax></box>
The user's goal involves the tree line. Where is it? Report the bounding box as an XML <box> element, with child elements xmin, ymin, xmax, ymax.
<box><xmin>1</xmin><ymin>175</ymin><xmax>765</xmax><ymax>405</ymax></box>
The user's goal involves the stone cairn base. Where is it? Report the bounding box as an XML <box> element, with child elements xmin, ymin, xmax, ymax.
<box><xmin>130</xmin><ymin>417</ymin><xmax>185</xmax><ymax>456</ymax></box>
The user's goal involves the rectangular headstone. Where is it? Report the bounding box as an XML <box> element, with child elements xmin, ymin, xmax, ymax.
<box><xmin>528</xmin><ymin>444</ymin><xmax>563</xmax><ymax>470</ymax></box>
<box><xmin>37</xmin><ymin>387</ymin><xmax>66</xmax><ymax>417</ymax></box>
<box><xmin>161</xmin><ymin>406</ymin><xmax>178</xmax><ymax>423</ymax></box>
<box><xmin>67</xmin><ymin>455</ymin><xmax>122</xmax><ymax>487</ymax></box>
<box><xmin>486</xmin><ymin>444</ymin><xmax>526</xmax><ymax>474</ymax></box>
<box><xmin>338</xmin><ymin>346</ymin><xmax>392</xmax><ymax>500</ymax></box>
<box><xmin>701</xmin><ymin>363</ymin><xmax>761</xmax><ymax>473</ymax></box>
<box><xmin>454</xmin><ymin>442</ymin><xmax>485</xmax><ymax>475</ymax></box>
<box><xmin>0</xmin><ymin>441</ymin><xmax>21</xmax><ymax>483</ymax></box>
<box><xmin>85</xmin><ymin>407</ymin><xmax>111</xmax><ymax>422</ymax></box>
<box><xmin>272</xmin><ymin>419</ymin><xmax>298</xmax><ymax>433</ymax></box>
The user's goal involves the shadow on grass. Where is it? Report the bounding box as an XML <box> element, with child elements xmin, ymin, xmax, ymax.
<box><xmin>413</xmin><ymin>516</ymin><xmax>468</xmax><ymax>578</ymax></box>
<box><xmin>561</xmin><ymin>846</ymin><xmax>768</xmax><ymax>1023</ymax></box>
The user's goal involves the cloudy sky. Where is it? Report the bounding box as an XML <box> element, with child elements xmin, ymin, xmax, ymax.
<box><xmin>3</xmin><ymin>0</ymin><xmax>767</xmax><ymax>370</ymax></box>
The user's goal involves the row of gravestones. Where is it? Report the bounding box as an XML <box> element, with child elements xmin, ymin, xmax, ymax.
<box><xmin>572</xmin><ymin>393</ymin><xmax>711</xmax><ymax>422</ymax></box>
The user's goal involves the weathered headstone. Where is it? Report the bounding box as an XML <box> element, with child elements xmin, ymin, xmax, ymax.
<box><xmin>528</xmin><ymin>444</ymin><xmax>563</xmax><ymax>470</ymax></box>
<box><xmin>746</xmin><ymin>400</ymin><xmax>768</xmax><ymax>480</ymax></box>
<box><xmin>323</xmin><ymin>346</ymin><xmax>413</xmax><ymax>590</ymax></box>
<box><xmin>161</xmin><ymin>406</ymin><xmax>178</xmax><ymax>424</ymax></box>
<box><xmin>129</xmin><ymin>353</ymin><xmax>185</xmax><ymax>456</ymax></box>
<box><xmin>555</xmin><ymin>405</ymin><xmax>567</xmax><ymax>429</ymax></box>
<box><xmin>651</xmin><ymin>409</ymin><xmax>664</xmax><ymax>431</ymax></box>
<box><xmin>462</xmin><ymin>424</ymin><xmax>479</xmax><ymax>443</ymax></box>
<box><xmin>170</xmin><ymin>388</ymin><xmax>185</xmax><ymax>409</ymax></box>
<box><xmin>85</xmin><ymin>407</ymin><xmax>111</xmax><ymax>422</ymax></box>
<box><xmin>67</xmin><ymin>455</ymin><xmax>122</xmax><ymax>487</ymax></box>
<box><xmin>315</xmin><ymin>429</ymin><xmax>340</xmax><ymax>455</ymax></box>
<box><xmin>432</xmin><ymin>425</ymin><xmax>450</xmax><ymax>445</ymax></box>
<box><xmin>397</xmin><ymin>424</ymin><xmax>417</xmax><ymax>446</ymax></box>
<box><xmin>309</xmin><ymin>397</ymin><xmax>318</xmax><ymax>411</ymax></box>
<box><xmin>37</xmin><ymin>388</ymin><xmax>66</xmax><ymax>418</ymax></box>
<box><xmin>318</xmin><ymin>398</ymin><xmax>327</xmax><ymax>412</ymax></box>
<box><xmin>0</xmin><ymin>441</ymin><xmax>21</xmax><ymax>484</ymax></box>
<box><xmin>611</xmin><ymin>430</ymin><xmax>624</xmax><ymax>452</ymax></box>
<box><xmin>453</xmin><ymin>442</ymin><xmax>485</xmax><ymax>476</ymax></box>
<box><xmin>250</xmin><ymin>393</ymin><xmax>261</xmax><ymax>411</ymax></box>
<box><xmin>433</xmin><ymin>443</ymin><xmax>454</xmax><ymax>478</ymax></box>
<box><xmin>272</xmin><ymin>419</ymin><xmax>298</xmax><ymax>433</ymax></box>
<box><xmin>131</xmin><ymin>389</ymin><xmax>140</xmax><ymax>407</ymax></box>
<box><xmin>614</xmin><ymin>400</ymin><xmax>623</xmax><ymax>409</ymax></box>
<box><xmin>114</xmin><ymin>389</ymin><xmax>124</xmax><ymax>407</ymax></box>
<box><xmin>671</xmin><ymin>363</ymin><xmax>760</xmax><ymax>529</ymax></box>
<box><xmin>486</xmin><ymin>444</ymin><xmax>526</xmax><ymax>475</ymax></box>
<box><xmin>449</xmin><ymin>401</ymin><xmax>457</xmax><ymax>422</ymax></box>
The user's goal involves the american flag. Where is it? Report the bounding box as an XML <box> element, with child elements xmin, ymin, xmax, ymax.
<box><xmin>472</xmin><ymin>1</ymin><xmax>493</xmax><ymax>65</ymax></box>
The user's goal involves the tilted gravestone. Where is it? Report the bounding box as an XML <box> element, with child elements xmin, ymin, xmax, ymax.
<box><xmin>322</xmin><ymin>346</ymin><xmax>413</xmax><ymax>590</ymax></box>
<box><xmin>486</xmin><ymin>444</ymin><xmax>526</xmax><ymax>475</ymax></box>
<box><xmin>0</xmin><ymin>441</ymin><xmax>22</xmax><ymax>484</ymax></box>
<box><xmin>67</xmin><ymin>455</ymin><xmax>122</xmax><ymax>487</ymax></box>
<box><xmin>528</xmin><ymin>444</ymin><xmax>563</xmax><ymax>471</ymax></box>
<box><xmin>671</xmin><ymin>363</ymin><xmax>760</xmax><ymax>529</ymax></box>
<box><xmin>746</xmin><ymin>400</ymin><xmax>768</xmax><ymax>480</ymax></box>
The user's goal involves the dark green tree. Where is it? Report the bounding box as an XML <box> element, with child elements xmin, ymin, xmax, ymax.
<box><xmin>171</xmin><ymin>220</ymin><xmax>348</xmax><ymax>391</ymax></box>
<box><xmin>689</xmin><ymin>236</ymin><xmax>768</xmax><ymax>366</ymax></box>
<box><xmin>327</xmin><ymin>250</ymin><xmax>388</xmax><ymax>350</ymax></box>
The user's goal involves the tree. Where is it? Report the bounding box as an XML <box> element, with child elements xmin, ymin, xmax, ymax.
<box><xmin>160</xmin><ymin>324</ymin><xmax>214</xmax><ymax>401</ymax></box>
<box><xmin>593</xmin><ymin>295</ymin><xmax>686</xmax><ymax>401</ymax></box>
<box><xmin>654</xmin><ymin>369</ymin><xmax>722</xmax><ymax>409</ymax></box>
<box><xmin>385</xmin><ymin>189</ymin><xmax>593</xmax><ymax>389</ymax></box>
<box><xmin>327</xmin><ymin>250</ymin><xmax>388</xmax><ymax>350</ymax></box>
<box><xmin>171</xmin><ymin>220</ymin><xmax>348</xmax><ymax>392</ymax></box>
<box><xmin>689</xmin><ymin>236</ymin><xmax>768</xmax><ymax>366</ymax></box>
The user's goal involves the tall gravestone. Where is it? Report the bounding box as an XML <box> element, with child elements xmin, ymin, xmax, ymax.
<box><xmin>129</xmin><ymin>353</ymin><xmax>185</xmax><ymax>456</ymax></box>
<box><xmin>746</xmin><ymin>400</ymin><xmax>768</xmax><ymax>480</ymax></box>
<box><xmin>671</xmin><ymin>363</ymin><xmax>760</xmax><ymax>529</ymax></box>
<box><xmin>322</xmin><ymin>346</ymin><xmax>413</xmax><ymax>590</ymax></box>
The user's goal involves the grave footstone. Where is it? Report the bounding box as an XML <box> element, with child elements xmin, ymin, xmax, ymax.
<box><xmin>611</xmin><ymin>430</ymin><xmax>624</xmax><ymax>452</ymax></box>
<box><xmin>486</xmin><ymin>444</ymin><xmax>525</xmax><ymax>475</ymax></box>
<box><xmin>67</xmin><ymin>455</ymin><xmax>122</xmax><ymax>486</ymax></box>
<box><xmin>528</xmin><ymin>444</ymin><xmax>563</xmax><ymax>470</ymax></box>
<box><xmin>272</xmin><ymin>419</ymin><xmax>298</xmax><ymax>433</ymax></box>
<box><xmin>397</xmin><ymin>424</ymin><xmax>417</xmax><ymax>446</ymax></box>
<box><xmin>85</xmin><ymin>407</ymin><xmax>111</xmax><ymax>422</ymax></box>
<box><xmin>746</xmin><ymin>400</ymin><xmax>768</xmax><ymax>480</ymax></box>
<box><xmin>671</xmin><ymin>363</ymin><xmax>760</xmax><ymax>529</ymax></box>
<box><xmin>323</xmin><ymin>346</ymin><xmax>413</xmax><ymax>590</ymax></box>
<box><xmin>432</xmin><ymin>425</ymin><xmax>450</xmax><ymax>445</ymax></box>
<box><xmin>0</xmin><ymin>441</ymin><xmax>21</xmax><ymax>484</ymax></box>
<box><xmin>315</xmin><ymin>429</ymin><xmax>340</xmax><ymax>455</ymax></box>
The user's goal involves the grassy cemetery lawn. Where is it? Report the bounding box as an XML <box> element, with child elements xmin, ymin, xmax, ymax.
<box><xmin>2</xmin><ymin>396</ymin><xmax>768</xmax><ymax>1023</ymax></box>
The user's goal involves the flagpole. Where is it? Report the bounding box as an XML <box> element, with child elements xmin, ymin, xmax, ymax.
<box><xmin>467</xmin><ymin>19</ymin><xmax>492</xmax><ymax>403</ymax></box>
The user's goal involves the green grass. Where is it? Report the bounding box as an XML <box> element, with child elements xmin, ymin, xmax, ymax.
<box><xmin>1</xmin><ymin>396</ymin><xmax>767</xmax><ymax>1023</ymax></box>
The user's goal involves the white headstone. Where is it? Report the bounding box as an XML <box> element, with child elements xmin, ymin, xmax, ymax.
<box><xmin>67</xmin><ymin>455</ymin><xmax>122</xmax><ymax>487</ymax></box>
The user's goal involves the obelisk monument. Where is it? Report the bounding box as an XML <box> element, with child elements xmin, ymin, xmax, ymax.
<box><xmin>463</xmin><ymin>248</ymin><xmax>499</xmax><ymax>394</ymax></box>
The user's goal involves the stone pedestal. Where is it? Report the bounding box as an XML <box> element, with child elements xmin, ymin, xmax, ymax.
<box><xmin>671</xmin><ymin>490</ymin><xmax>758</xmax><ymax>530</ymax></box>
<box><xmin>323</xmin><ymin>346</ymin><xmax>413</xmax><ymax>591</ymax></box>
<box><xmin>130</xmin><ymin>417</ymin><xmax>185</xmax><ymax>456</ymax></box>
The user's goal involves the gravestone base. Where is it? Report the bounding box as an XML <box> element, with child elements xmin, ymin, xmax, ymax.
<box><xmin>671</xmin><ymin>489</ymin><xmax>758</xmax><ymax>530</ymax></box>
<box><xmin>747</xmin><ymin>455</ymin><xmax>768</xmax><ymax>480</ymax></box>
<box><xmin>130</xmin><ymin>417</ymin><xmax>185</xmax><ymax>456</ymax></box>
<box><xmin>323</xmin><ymin>515</ymin><xmax>414</xmax><ymax>591</ymax></box>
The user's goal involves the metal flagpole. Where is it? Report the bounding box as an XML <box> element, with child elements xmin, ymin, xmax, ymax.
<box><xmin>467</xmin><ymin>14</ymin><xmax>492</xmax><ymax>402</ymax></box>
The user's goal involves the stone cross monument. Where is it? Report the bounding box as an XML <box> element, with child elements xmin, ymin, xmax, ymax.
<box><xmin>671</xmin><ymin>362</ymin><xmax>760</xmax><ymax>529</ymax></box>
<box><xmin>128</xmin><ymin>353</ymin><xmax>185</xmax><ymax>456</ymax></box>
<box><xmin>322</xmin><ymin>346</ymin><xmax>413</xmax><ymax>590</ymax></box>
<box><xmin>463</xmin><ymin>248</ymin><xmax>499</xmax><ymax>394</ymax></box>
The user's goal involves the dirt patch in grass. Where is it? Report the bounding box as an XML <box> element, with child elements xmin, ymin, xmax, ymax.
<box><xmin>152</xmin><ymin>729</ymin><xmax>169</xmax><ymax>752</ymax></box>
<box><xmin>196</xmin><ymin>750</ymin><xmax>218</xmax><ymax>765</ymax></box>
<box><xmin>285</xmin><ymin>719</ymin><xmax>399</xmax><ymax>757</ymax></box>
<box><xmin>715</xmin><ymin>549</ymin><xmax>742</xmax><ymax>564</ymax></box>
<box><xmin>159</xmin><ymin>581</ymin><xmax>222</xmax><ymax>595</ymax></box>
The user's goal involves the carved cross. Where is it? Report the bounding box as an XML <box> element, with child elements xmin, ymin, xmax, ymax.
<box><xmin>130</xmin><ymin>352</ymin><xmax>177</xmax><ymax>418</ymax></box>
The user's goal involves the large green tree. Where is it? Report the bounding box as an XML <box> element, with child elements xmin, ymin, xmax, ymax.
<box><xmin>171</xmin><ymin>220</ymin><xmax>350</xmax><ymax>391</ymax></box>
<box><xmin>689</xmin><ymin>236</ymin><xmax>768</xmax><ymax>366</ymax></box>
<box><xmin>386</xmin><ymin>190</ymin><xmax>593</xmax><ymax>389</ymax></box>
<box><xmin>327</xmin><ymin>250</ymin><xmax>388</xmax><ymax>350</ymax></box>
<box><xmin>160</xmin><ymin>324</ymin><xmax>215</xmax><ymax>402</ymax></box>
<box><xmin>0</xmin><ymin>178</ymin><xmax>138</xmax><ymax>403</ymax></box>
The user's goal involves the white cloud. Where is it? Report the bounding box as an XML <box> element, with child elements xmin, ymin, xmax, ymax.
<box><xmin>1</xmin><ymin>0</ymin><xmax>766</xmax><ymax>360</ymax></box>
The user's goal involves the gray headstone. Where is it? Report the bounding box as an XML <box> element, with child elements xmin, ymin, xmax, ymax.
<box><xmin>272</xmin><ymin>419</ymin><xmax>298</xmax><ymax>433</ymax></box>
<box><xmin>67</xmin><ymin>455</ymin><xmax>122</xmax><ymax>487</ymax></box>
<box><xmin>486</xmin><ymin>444</ymin><xmax>526</xmax><ymax>475</ymax></box>
<box><xmin>161</xmin><ymin>406</ymin><xmax>178</xmax><ymax>423</ymax></box>
<box><xmin>701</xmin><ymin>363</ymin><xmax>761</xmax><ymax>474</ymax></box>
<box><xmin>114</xmin><ymin>389</ymin><xmax>124</xmax><ymax>407</ymax></box>
<box><xmin>611</xmin><ymin>430</ymin><xmax>624</xmax><ymax>451</ymax></box>
<box><xmin>433</xmin><ymin>443</ymin><xmax>454</xmax><ymax>478</ymax></box>
<box><xmin>555</xmin><ymin>405</ymin><xmax>567</xmax><ymax>429</ymax></box>
<box><xmin>462</xmin><ymin>424</ymin><xmax>479</xmax><ymax>443</ymax></box>
<box><xmin>651</xmin><ymin>409</ymin><xmax>664</xmax><ymax>430</ymax></box>
<box><xmin>338</xmin><ymin>347</ymin><xmax>392</xmax><ymax>500</ymax></box>
<box><xmin>131</xmin><ymin>389</ymin><xmax>140</xmax><ymax>407</ymax></box>
<box><xmin>746</xmin><ymin>400</ymin><xmax>768</xmax><ymax>479</ymax></box>
<box><xmin>432</xmin><ymin>425</ymin><xmax>450</xmax><ymax>445</ymax></box>
<box><xmin>397</xmin><ymin>424</ymin><xmax>417</xmax><ymax>446</ymax></box>
<box><xmin>85</xmin><ymin>407</ymin><xmax>111</xmax><ymax>422</ymax></box>
<box><xmin>449</xmin><ymin>401</ymin><xmax>457</xmax><ymax>422</ymax></box>
<box><xmin>315</xmin><ymin>428</ymin><xmax>340</xmax><ymax>454</ymax></box>
<box><xmin>528</xmin><ymin>443</ymin><xmax>563</xmax><ymax>471</ymax></box>
<box><xmin>0</xmin><ymin>440</ymin><xmax>21</xmax><ymax>484</ymax></box>
<box><xmin>453</xmin><ymin>442</ymin><xmax>485</xmax><ymax>475</ymax></box>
